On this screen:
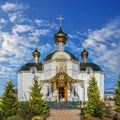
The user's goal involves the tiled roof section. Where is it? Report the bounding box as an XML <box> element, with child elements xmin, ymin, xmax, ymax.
<box><xmin>18</xmin><ymin>63</ymin><xmax>42</xmax><ymax>71</ymax></box>
<box><xmin>80</xmin><ymin>63</ymin><xmax>103</xmax><ymax>71</ymax></box>
<box><xmin>44</xmin><ymin>50</ymin><xmax>79</xmax><ymax>61</ymax></box>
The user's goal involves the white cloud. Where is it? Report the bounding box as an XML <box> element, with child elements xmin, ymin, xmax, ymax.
<box><xmin>8</xmin><ymin>12</ymin><xmax>23</xmax><ymax>22</ymax></box>
<box><xmin>12</xmin><ymin>24</ymin><xmax>34</xmax><ymax>34</ymax></box>
<box><xmin>39</xmin><ymin>43</ymin><xmax>52</xmax><ymax>54</ymax></box>
<box><xmin>0</xmin><ymin>18</ymin><xmax>7</xmax><ymax>24</ymax></box>
<box><xmin>35</xmin><ymin>19</ymin><xmax>44</xmax><ymax>25</ymax></box>
<box><xmin>66</xmin><ymin>40</ymin><xmax>81</xmax><ymax>53</ymax></box>
<box><xmin>83</xmin><ymin>19</ymin><xmax>120</xmax><ymax>78</ymax></box>
<box><xmin>35</xmin><ymin>19</ymin><xmax>57</xmax><ymax>29</ymax></box>
<box><xmin>1</xmin><ymin>2</ymin><xmax>27</xmax><ymax>12</ymax></box>
<box><xmin>1</xmin><ymin>2</ymin><xmax>28</xmax><ymax>23</ymax></box>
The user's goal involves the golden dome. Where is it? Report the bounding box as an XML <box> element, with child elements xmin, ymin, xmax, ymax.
<box><xmin>81</xmin><ymin>48</ymin><xmax>89</xmax><ymax>59</ymax></box>
<box><xmin>54</xmin><ymin>27</ymin><xmax>68</xmax><ymax>44</ymax></box>
<box><xmin>32</xmin><ymin>48</ymin><xmax>40</xmax><ymax>59</ymax></box>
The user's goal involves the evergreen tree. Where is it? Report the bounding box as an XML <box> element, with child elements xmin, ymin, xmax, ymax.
<box><xmin>0</xmin><ymin>80</ymin><xmax>19</xmax><ymax>119</ymax></box>
<box><xmin>29</xmin><ymin>76</ymin><xmax>49</xmax><ymax>117</ymax></box>
<box><xmin>114</xmin><ymin>75</ymin><xmax>120</xmax><ymax>112</ymax></box>
<box><xmin>84</xmin><ymin>76</ymin><xmax>101</xmax><ymax>116</ymax></box>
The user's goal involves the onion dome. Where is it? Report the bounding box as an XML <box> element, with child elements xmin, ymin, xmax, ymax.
<box><xmin>54</xmin><ymin>27</ymin><xmax>68</xmax><ymax>44</ymax></box>
<box><xmin>81</xmin><ymin>48</ymin><xmax>89</xmax><ymax>59</ymax></box>
<box><xmin>44</xmin><ymin>50</ymin><xmax>78</xmax><ymax>62</ymax></box>
<box><xmin>32</xmin><ymin>48</ymin><xmax>40</xmax><ymax>64</ymax></box>
<box><xmin>81</xmin><ymin>48</ymin><xmax>89</xmax><ymax>63</ymax></box>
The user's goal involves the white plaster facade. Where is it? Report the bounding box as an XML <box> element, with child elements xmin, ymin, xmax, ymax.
<box><xmin>18</xmin><ymin>50</ymin><xmax>104</xmax><ymax>102</ymax></box>
<box><xmin>18</xmin><ymin>25</ymin><xmax>104</xmax><ymax>102</ymax></box>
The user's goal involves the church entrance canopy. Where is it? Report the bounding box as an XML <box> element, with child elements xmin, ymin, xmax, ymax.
<box><xmin>40</xmin><ymin>72</ymin><xmax>83</xmax><ymax>102</ymax></box>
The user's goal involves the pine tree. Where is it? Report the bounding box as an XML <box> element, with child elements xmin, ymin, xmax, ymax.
<box><xmin>84</xmin><ymin>76</ymin><xmax>101</xmax><ymax>116</ymax></box>
<box><xmin>114</xmin><ymin>75</ymin><xmax>120</xmax><ymax>112</ymax></box>
<box><xmin>29</xmin><ymin>76</ymin><xmax>49</xmax><ymax>117</ymax></box>
<box><xmin>0</xmin><ymin>80</ymin><xmax>19</xmax><ymax>119</ymax></box>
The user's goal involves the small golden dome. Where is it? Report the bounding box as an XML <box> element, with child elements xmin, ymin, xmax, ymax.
<box><xmin>54</xmin><ymin>27</ymin><xmax>68</xmax><ymax>44</ymax></box>
<box><xmin>32</xmin><ymin>48</ymin><xmax>40</xmax><ymax>59</ymax></box>
<box><xmin>81</xmin><ymin>48</ymin><xmax>89</xmax><ymax>59</ymax></box>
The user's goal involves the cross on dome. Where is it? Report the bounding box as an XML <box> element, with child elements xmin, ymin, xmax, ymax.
<box><xmin>35</xmin><ymin>39</ymin><xmax>39</xmax><ymax>49</ymax></box>
<box><xmin>57</xmin><ymin>15</ymin><xmax>64</xmax><ymax>27</ymax></box>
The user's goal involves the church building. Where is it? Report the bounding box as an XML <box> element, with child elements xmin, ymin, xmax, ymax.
<box><xmin>18</xmin><ymin>17</ymin><xmax>104</xmax><ymax>102</ymax></box>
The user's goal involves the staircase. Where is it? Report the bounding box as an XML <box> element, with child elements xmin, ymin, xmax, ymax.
<box><xmin>46</xmin><ymin>109</ymin><xmax>80</xmax><ymax>120</ymax></box>
<box><xmin>46</xmin><ymin>102</ymin><xmax>81</xmax><ymax>120</ymax></box>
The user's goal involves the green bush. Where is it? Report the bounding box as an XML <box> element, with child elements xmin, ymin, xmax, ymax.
<box><xmin>114</xmin><ymin>77</ymin><xmax>120</xmax><ymax>112</ymax></box>
<box><xmin>32</xmin><ymin>115</ymin><xmax>45</xmax><ymax>120</ymax></box>
<box><xmin>0</xmin><ymin>80</ymin><xmax>19</xmax><ymax>119</ymax></box>
<box><xmin>94</xmin><ymin>101</ymin><xmax>107</xmax><ymax>119</ymax></box>
<box><xmin>19</xmin><ymin>103</ymin><xmax>34</xmax><ymax>120</ymax></box>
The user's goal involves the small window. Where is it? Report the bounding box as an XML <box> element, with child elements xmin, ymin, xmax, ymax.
<box><xmin>47</xmin><ymin>86</ymin><xmax>50</xmax><ymax>96</ymax></box>
<box><xmin>87</xmin><ymin>68</ymin><xmax>91</xmax><ymax>74</ymax></box>
<box><xmin>32</xmin><ymin>68</ymin><xmax>35</xmax><ymax>74</ymax></box>
<box><xmin>74</xmin><ymin>86</ymin><xmax>77</xmax><ymax>97</ymax></box>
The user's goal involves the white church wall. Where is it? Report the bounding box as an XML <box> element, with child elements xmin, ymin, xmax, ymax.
<box><xmin>18</xmin><ymin>70</ymin><xmax>44</xmax><ymax>101</ymax></box>
<box><xmin>18</xmin><ymin>73</ymin><xmax>23</xmax><ymax>101</ymax></box>
<box><xmin>78</xmin><ymin>71</ymin><xmax>104</xmax><ymax>101</ymax></box>
<box><xmin>18</xmin><ymin>72</ymin><xmax>34</xmax><ymax>101</ymax></box>
<box><xmin>44</xmin><ymin>61</ymin><xmax>56</xmax><ymax>79</ymax></box>
<box><xmin>67</xmin><ymin>61</ymin><xmax>72</xmax><ymax>76</ymax></box>
<box><xmin>67</xmin><ymin>61</ymin><xmax>80</xmax><ymax>79</ymax></box>
<box><xmin>75</xmin><ymin>83</ymin><xmax>85</xmax><ymax>101</ymax></box>
<box><xmin>93</xmin><ymin>72</ymin><xmax>104</xmax><ymax>99</ymax></box>
<box><xmin>72</xmin><ymin>61</ymin><xmax>79</xmax><ymax>79</ymax></box>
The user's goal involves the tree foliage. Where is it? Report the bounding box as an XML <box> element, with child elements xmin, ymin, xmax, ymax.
<box><xmin>19</xmin><ymin>102</ymin><xmax>34</xmax><ymax>120</ymax></box>
<box><xmin>114</xmin><ymin>75</ymin><xmax>120</xmax><ymax>112</ymax></box>
<box><xmin>0</xmin><ymin>80</ymin><xmax>19</xmax><ymax>119</ymax></box>
<box><xmin>84</xmin><ymin>76</ymin><xmax>107</xmax><ymax>119</ymax></box>
<box><xmin>84</xmin><ymin>77</ymin><xmax>101</xmax><ymax>116</ymax></box>
<box><xmin>29</xmin><ymin>76</ymin><xmax>49</xmax><ymax>117</ymax></box>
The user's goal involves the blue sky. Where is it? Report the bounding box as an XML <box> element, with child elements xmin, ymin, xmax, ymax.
<box><xmin>0</xmin><ymin>0</ymin><xmax>120</xmax><ymax>95</ymax></box>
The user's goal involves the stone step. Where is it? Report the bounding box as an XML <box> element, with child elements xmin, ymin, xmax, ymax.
<box><xmin>46</xmin><ymin>110</ymin><xmax>80</xmax><ymax>120</ymax></box>
<box><xmin>48</xmin><ymin>102</ymin><xmax>80</xmax><ymax>110</ymax></box>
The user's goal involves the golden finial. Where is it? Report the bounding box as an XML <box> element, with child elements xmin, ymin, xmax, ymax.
<box><xmin>57</xmin><ymin>15</ymin><xmax>64</xmax><ymax>27</ymax></box>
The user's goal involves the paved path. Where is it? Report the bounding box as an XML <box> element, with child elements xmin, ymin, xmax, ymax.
<box><xmin>46</xmin><ymin>110</ymin><xmax>80</xmax><ymax>120</ymax></box>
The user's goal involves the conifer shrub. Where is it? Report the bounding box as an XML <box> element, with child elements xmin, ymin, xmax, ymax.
<box><xmin>94</xmin><ymin>101</ymin><xmax>107</xmax><ymax>119</ymax></box>
<box><xmin>84</xmin><ymin>77</ymin><xmax>108</xmax><ymax>119</ymax></box>
<box><xmin>0</xmin><ymin>80</ymin><xmax>19</xmax><ymax>119</ymax></box>
<box><xmin>84</xmin><ymin>77</ymin><xmax>100</xmax><ymax>116</ymax></box>
<box><xmin>29</xmin><ymin>76</ymin><xmax>49</xmax><ymax>117</ymax></box>
<box><xmin>114</xmin><ymin>76</ymin><xmax>120</xmax><ymax>113</ymax></box>
<box><xmin>19</xmin><ymin>102</ymin><xmax>34</xmax><ymax>120</ymax></box>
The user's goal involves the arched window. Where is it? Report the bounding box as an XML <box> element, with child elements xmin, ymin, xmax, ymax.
<box><xmin>86</xmin><ymin>68</ymin><xmax>91</xmax><ymax>74</ymax></box>
<box><xmin>31</xmin><ymin>68</ymin><xmax>35</xmax><ymax>74</ymax></box>
<box><xmin>47</xmin><ymin>86</ymin><xmax>50</xmax><ymax>96</ymax></box>
<box><xmin>74</xmin><ymin>86</ymin><xmax>78</xmax><ymax>97</ymax></box>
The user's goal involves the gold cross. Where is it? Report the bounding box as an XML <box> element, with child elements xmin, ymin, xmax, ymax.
<box><xmin>57</xmin><ymin>15</ymin><xmax>64</xmax><ymax>27</ymax></box>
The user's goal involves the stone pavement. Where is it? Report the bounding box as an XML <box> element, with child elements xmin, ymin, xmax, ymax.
<box><xmin>46</xmin><ymin>109</ymin><xmax>81</xmax><ymax>120</ymax></box>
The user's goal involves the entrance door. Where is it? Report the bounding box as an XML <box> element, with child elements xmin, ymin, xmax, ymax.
<box><xmin>59</xmin><ymin>87</ymin><xmax>64</xmax><ymax>102</ymax></box>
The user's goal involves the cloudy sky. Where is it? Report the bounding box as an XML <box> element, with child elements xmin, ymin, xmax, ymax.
<box><xmin>0</xmin><ymin>0</ymin><xmax>120</xmax><ymax>95</ymax></box>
